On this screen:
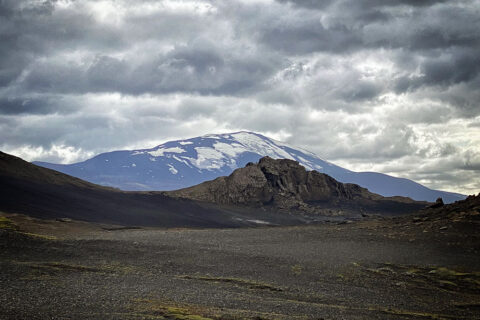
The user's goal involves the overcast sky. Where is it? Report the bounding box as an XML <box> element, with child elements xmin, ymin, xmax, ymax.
<box><xmin>1</xmin><ymin>0</ymin><xmax>479</xmax><ymax>194</ymax></box>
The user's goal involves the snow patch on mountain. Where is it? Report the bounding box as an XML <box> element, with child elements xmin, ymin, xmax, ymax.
<box><xmin>193</xmin><ymin>147</ymin><xmax>228</xmax><ymax>170</ymax></box>
<box><xmin>202</xmin><ymin>134</ymin><xmax>222</xmax><ymax>139</ymax></box>
<box><xmin>172</xmin><ymin>155</ymin><xmax>192</xmax><ymax>167</ymax></box>
<box><xmin>148</xmin><ymin>147</ymin><xmax>186</xmax><ymax>157</ymax></box>
<box><xmin>168</xmin><ymin>164</ymin><xmax>178</xmax><ymax>174</ymax></box>
<box><xmin>213</xmin><ymin>142</ymin><xmax>248</xmax><ymax>158</ymax></box>
<box><xmin>231</xmin><ymin>132</ymin><xmax>295</xmax><ymax>160</ymax></box>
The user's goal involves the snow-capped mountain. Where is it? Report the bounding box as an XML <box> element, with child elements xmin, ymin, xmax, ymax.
<box><xmin>33</xmin><ymin>131</ymin><xmax>465</xmax><ymax>203</ymax></box>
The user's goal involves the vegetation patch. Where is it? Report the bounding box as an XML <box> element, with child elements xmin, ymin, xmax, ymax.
<box><xmin>18</xmin><ymin>232</ymin><xmax>57</xmax><ymax>240</ymax></box>
<box><xmin>0</xmin><ymin>216</ymin><xmax>57</xmax><ymax>240</ymax></box>
<box><xmin>131</xmin><ymin>299</ymin><xmax>297</xmax><ymax>320</ymax></box>
<box><xmin>365</xmin><ymin>266</ymin><xmax>396</xmax><ymax>275</ymax></box>
<box><xmin>377</xmin><ymin>307</ymin><xmax>456</xmax><ymax>319</ymax></box>
<box><xmin>17</xmin><ymin>261</ymin><xmax>105</xmax><ymax>274</ymax></box>
<box><xmin>358</xmin><ymin>262</ymin><xmax>480</xmax><ymax>293</ymax></box>
<box><xmin>177</xmin><ymin>275</ymin><xmax>283</xmax><ymax>292</ymax></box>
<box><xmin>155</xmin><ymin>306</ymin><xmax>212</xmax><ymax>320</ymax></box>
<box><xmin>291</xmin><ymin>264</ymin><xmax>303</xmax><ymax>276</ymax></box>
<box><xmin>0</xmin><ymin>216</ymin><xmax>19</xmax><ymax>231</ymax></box>
<box><xmin>132</xmin><ymin>299</ymin><xmax>216</xmax><ymax>320</ymax></box>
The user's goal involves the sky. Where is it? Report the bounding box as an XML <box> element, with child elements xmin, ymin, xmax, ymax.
<box><xmin>0</xmin><ymin>0</ymin><xmax>479</xmax><ymax>195</ymax></box>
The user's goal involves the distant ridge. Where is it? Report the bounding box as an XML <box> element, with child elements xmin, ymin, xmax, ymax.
<box><xmin>33</xmin><ymin>131</ymin><xmax>465</xmax><ymax>203</ymax></box>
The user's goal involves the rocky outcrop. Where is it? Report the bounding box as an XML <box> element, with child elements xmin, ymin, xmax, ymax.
<box><xmin>168</xmin><ymin>157</ymin><xmax>426</xmax><ymax>215</ymax></box>
<box><xmin>405</xmin><ymin>193</ymin><xmax>480</xmax><ymax>232</ymax></box>
<box><xmin>429</xmin><ymin>197</ymin><xmax>444</xmax><ymax>208</ymax></box>
<box><xmin>422</xmin><ymin>193</ymin><xmax>479</xmax><ymax>219</ymax></box>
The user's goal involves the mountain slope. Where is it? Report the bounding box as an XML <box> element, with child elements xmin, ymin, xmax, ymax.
<box><xmin>168</xmin><ymin>157</ymin><xmax>428</xmax><ymax>217</ymax></box>
<box><xmin>0</xmin><ymin>152</ymin><xmax>309</xmax><ymax>227</ymax></box>
<box><xmin>33</xmin><ymin>131</ymin><xmax>465</xmax><ymax>203</ymax></box>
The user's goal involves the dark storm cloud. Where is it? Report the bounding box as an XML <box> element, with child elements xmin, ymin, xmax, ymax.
<box><xmin>279</xmin><ymin>0</ymin><xmax>450</xmax><ymax>8</ymax></box>
<box><xmin>336</xmin><ymin>79</ymin><xmax>383</xmax><ymax>103</ymax></box>
<box><xmin>0</xmin><ymin>97</ymin><xmax>67</xmax><ymax>115</ymax></box>
<box><xmin>275</xmin><ymin>0</ymin><xmax>334</xmax><ymax>9</ymax></box>
<box><xmin>264</xmin><ymin>0</ymin><xmax>480</xmax><ymax>54</ymax></box>
<box><xmin>395</xmin><ymin>50</ymin><xmax>480</xmax><ymax>92</ymax></box>
<box><xmin>0</xmin><ymin>0</ymin><xmax>479</xmax><ymax>194</ymax></box>
<box><xmin>260</xmin><ymin>20</ymin><xmax>362</xmax><ymax>54</ymax></box>
<box><xmin>0</xmin><ymin>0</ymin><xmax>124</xmax><ymax>86</ymax></box>
<box><xmin>3</xmin><ymin>0</ymin><xmax>479</xmax><ymax>101</ymax></box>
<box><xmin>22</xmin><ymin>41</ymin><xmax>282</xmax><ymax>95</ymax></box>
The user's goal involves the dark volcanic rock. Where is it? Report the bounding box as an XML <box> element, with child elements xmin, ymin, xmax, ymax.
<box><xmin>168</xmin><ymin>157</ymin><xmax>427</xmax><ymax>216</ymax></box>
<box><xmin>429</xmin><ymin>197</ymin><xmax>445</xmax><ymax>208</ymax></box>
<box><xmin>421</xmin><ymin>193</ymin><xmax>480</xmax><ymax>221</ymax></box>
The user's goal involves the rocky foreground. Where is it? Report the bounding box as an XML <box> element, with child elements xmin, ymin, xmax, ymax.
<box><xmin>1</xmin><ymin>195</ymin><xmax>479</xmax><ymax>319</ymax></box>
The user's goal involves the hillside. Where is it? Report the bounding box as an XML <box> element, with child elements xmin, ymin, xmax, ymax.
<box><xmin>407</xmin><ymin>193</ymin><xmax>480</xmax><ymax>231</ymax></box>
<box><xmin>0</xmin><ymin>152</ymin><xmax>307</xmax><ymax>227</ymax></box>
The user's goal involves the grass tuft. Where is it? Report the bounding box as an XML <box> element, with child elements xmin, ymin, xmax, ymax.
<box><xmin>133</xmin><ymin>299</ymin><xmax>214</xmax><ymax>320</ymax></box>
<box><xmin>291</xmin><ymin>264</ymin><xmax>303</xmax><ymax>276</ymax></box>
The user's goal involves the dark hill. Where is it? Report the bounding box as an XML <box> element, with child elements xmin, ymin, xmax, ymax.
<box><xmin>0</xmin><ymin>152</ymin><xmax>309</xmax><ymax>227</ymax></box>
<box><xmin>0</xmin><ymin>152</ymin><xmax>429</xmax><ymax>226</ymax></box>
<box><xmin>168</xmin><ymin>157</ymin><xmax>429</xmax><ymax>216</ymax></box>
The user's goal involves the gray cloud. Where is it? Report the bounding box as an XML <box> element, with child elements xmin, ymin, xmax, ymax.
<box><xmin>278</xmin><ymin>0</ymin><xmax>450</xmax><ymax>9</ymax></box>
<box><xmin>0</xmin><ymin>97</ymin><xmax>57</xmax><ymax>115</ymax></box>
<box><xmin>21</xmin><ymin>40</ymin><xmax>282</xmax><ymax>96</ymax></box>
<box><xmin>0</xmin><ymin>0</ymin><xmax>479</xmax><ymax>194</ymax></box>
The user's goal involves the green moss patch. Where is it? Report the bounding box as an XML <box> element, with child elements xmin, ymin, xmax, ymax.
<box><xmin>132</xmin><ymin>299</ymin><xmax>215</xmax><ymax>320</ymax></box>
<box><xmin>0</xmin><ymin>216</ymin><xmax>19</xmax><ymax>231</ymax></box>
<box><xmin>131</xmin><ymin>298</ymin><xmax>299</xmax><ymax>320</ymax></box>
<box><xmin>357</xmin><ymin>262</ymin><xmax>480</xmax><ymax>293</ymax></box>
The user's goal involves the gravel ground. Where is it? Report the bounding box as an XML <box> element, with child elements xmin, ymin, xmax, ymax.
<box><xmin>0</xmin><ymin>215</ymin><xmax>479</xmax><ymax>319</ymax></box>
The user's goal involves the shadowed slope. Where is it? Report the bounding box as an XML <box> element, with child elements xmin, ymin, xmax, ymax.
<box><xmin>0</xmin><ymin>152</ymin><xmax>309</xmax><ymax>227</ymax></box>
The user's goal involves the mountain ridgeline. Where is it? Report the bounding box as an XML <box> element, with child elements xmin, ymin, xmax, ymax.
<box><xmin>1</xmin><ymin>151</ymin><xmax>428</xmax><ymax>226</ymax></box>
<box><xmin>168</xmin><ymin>157</ymin><xmax>428</xmax><ymax>216</ymax></box>
<box><xmin>33</xmin><ymin>131</ymin><xmax>465</xmax><ymax>203</ymax></box>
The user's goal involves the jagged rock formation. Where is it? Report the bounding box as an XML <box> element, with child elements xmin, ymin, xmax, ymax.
<box><xmin>429</xmin><ymin>197</ymin><xmax>445</xmax><ymax>208</ymax></box>
<box><xmin>168</xmin><ymin>157</ymin><xmax>427</xmax><ymax>216</ymax></box>
<box><xmin>401</xmin><ymin>193</ymin><xmax>480</xmax><ymax>235</ymax></box>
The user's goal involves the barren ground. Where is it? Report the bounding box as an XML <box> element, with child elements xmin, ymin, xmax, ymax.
<box><xmin>1</xmin><ymin>213</ymin><xmax>479</xmax><ymax>319</ymax></box>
